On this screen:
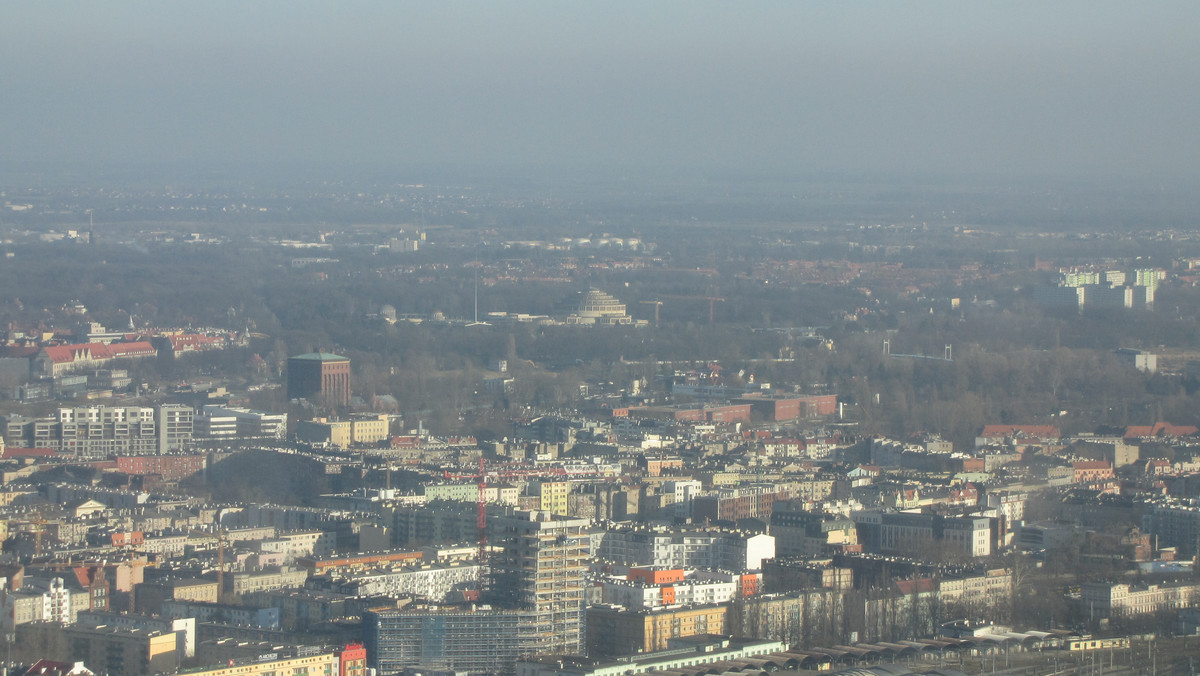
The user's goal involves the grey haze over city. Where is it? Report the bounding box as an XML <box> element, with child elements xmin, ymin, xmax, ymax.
<box><xmin>3</xmin><ymin>1</ymin><xmax>1199</xmax><ymax>184</ymax></box>
<box><xmin>9</xmin><ymin>2</ymin><xmax>1200</xmax><ymax>675</ymax></box>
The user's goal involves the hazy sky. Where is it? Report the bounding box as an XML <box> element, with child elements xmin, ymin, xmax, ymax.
<box><xmin>3</xmin><ymin>2</ymin><xmax>1198</xmax><ymax>182</ymax></box>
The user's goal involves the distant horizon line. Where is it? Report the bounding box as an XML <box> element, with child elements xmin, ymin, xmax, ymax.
<box><xmin>0</xmin><ymin>159</ymin><xmax>1192</xmax><ymax>192</ymax></box>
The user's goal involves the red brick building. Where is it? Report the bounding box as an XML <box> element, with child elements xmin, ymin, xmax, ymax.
<box><xmin>692</xmin><ymin>486</ymin><xmax>790</xmax><ymax>522</ymax></box>
<box><xmin>116</xmin><ymin>454</ymin><xmax>206</xmax><ymax>481</ymax></box>
<box><xmin>287</xmin><ymin>352</ymin><xmax>351</xmax><ymax>406</ymax></box>
<box><xmin>737</xmin><ymin>394</ymin><xmax>838</xmax><ymax>421</ymax></box>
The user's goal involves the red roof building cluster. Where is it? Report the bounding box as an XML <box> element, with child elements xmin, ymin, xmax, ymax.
<box><xmin>35</xmin><ymin>341</ymin><xmax>156</xmax><ymax>375</ymax></box>
<box><xmin>168</xmin><ymin>334</ymin><xmax>226</xmax><ymax>354</ymax></box>
<box><xmin>1</xmin><ymin>447</ymin><xmax>57</xmax><ymax>459</ymax></box>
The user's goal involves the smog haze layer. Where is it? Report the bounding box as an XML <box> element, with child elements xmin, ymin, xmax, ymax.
<box><xmin>2</xmin><ymin>1</ymin><xmax>1198</xmax><ymax>193</ymax></box>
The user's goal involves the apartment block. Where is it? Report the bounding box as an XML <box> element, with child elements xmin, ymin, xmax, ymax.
<box><xmin>325</xmin><ymin>561</ymin><xmax>482</xmax><ymax>601</ymax></box>
<box><xmin>295</xmin><ymin>414</ymin><xmax>389</xmax><ymax>448</ymax></box>
<box><xmin>587</xmin><ymin>603</ymin><xmax>728</xmax><ymax>657</ymax></box>
<box><xmin>489</xmin><ymin>511</ymin><xmax>590</xmax><ymax>657</ymax></box>
<box><xmin>196</xmin><ymin>405</ymin><xmax>287</xmax><ymax>440</ymax></box>
<box><xmin>16</xmin><ymin>621</ymin><xmax>178</xmax><ymax>675</ymax></box>
<box><xmin>594</xmin><ymin>527</ymin><xmax>775</xmax><ymax>571</ymax></box>
<box><xmin>366</xmin><ymin>606</ymin><xmax>522</xmax><ymax>675</ymax></box>
<box><xmin>1082</xmin><ymin>580</ymin><xmax>1200</xmax><ymax>617</ymax></box>
<box><xmin>1142</xmin><ymin>498</ymin><xmax>1200</xmax><ymax>558</ymax></box>
<box><xmin>4</xmin><ymin>405</ymin><xmax>193</xmax><ymax>458</ymax></box>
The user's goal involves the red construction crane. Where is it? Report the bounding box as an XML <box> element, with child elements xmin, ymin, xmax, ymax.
<box><xmin>440</xmin><ymin>461</ymin><xmax>614</xmax><ymax>568</ymax></box>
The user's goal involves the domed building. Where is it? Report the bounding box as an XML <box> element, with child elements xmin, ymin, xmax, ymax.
<box><xmin>563</xmin><ymin>289</ymin><xmax>645</xmax><ymax>326</ymax></box>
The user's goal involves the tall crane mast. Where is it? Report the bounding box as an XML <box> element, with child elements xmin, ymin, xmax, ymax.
<box><xmin>187</xmin><ymin>528</ymin><xmax>228</xmax><ymax>599</ymax></box>
<box><xmin>661</xmin><ymin>295</ymin><xmax>725</xmax><ymax>325</ymax></box>
<box><xmin>639</xmin><ymin>300</ymin><xmax>663</xmax><ymax>327</ymax></box>
<box><xmin>476</xmin><ymin>457</ymin><xmax>487</xmax><ymax>566</ymax></box>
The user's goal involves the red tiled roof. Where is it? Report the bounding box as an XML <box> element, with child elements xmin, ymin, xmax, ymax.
<box><xmin>1072</xmin><ymin>460</ymin><xmax>1112</xmax><ymax>470</ymax></box>
<box><xmin>104</xmin><ymin>341</ymin><xmax>156</xmax><ymax>358</ymax></box>
<box><xmin>42</xmin><ymin>343</ymin><xmax>102</xmax><ymax>364</ymax></box>
<box><xmin>895</xmin><ymin>578</ymin><xmax>937</xmax><ymax>595</ymax></box>
<box><xmin>72</xmin><ymin>565</ymin><xmax>104</xmax><ymax>589</ymax></box>
<box><xmin>41</xmin><ymin>341</ymin><xmax>155</xmax><ymax>364</ymax></box>
<box><xmin>72</xmin><ymin>567</ymin><xmax>93</xmax><ymax>588</ymax></box>
<box><xmin>2</xmin><ymin>447</ymin><xmax>57</xmax><ymax>459</ymax></box>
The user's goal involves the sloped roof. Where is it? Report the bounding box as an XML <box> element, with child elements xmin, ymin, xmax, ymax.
<box><xmin>1124</xmin><ymin>422</ymin><xmax>1199</xmax><ymax>439</ymax></box>
<box><xmin>41</xmin><ymin>341</ymin><xmax>155</xmax><ymax>364</ymax></box>
<box><xmin>894</xmin><ymin>577</ymin><xmax>937</xmax><ymax>595</ymax></box>
<box><xmin>2</xmin><ymin>447</ymin><xmax>57</xmax><ymax>459</ymax></box>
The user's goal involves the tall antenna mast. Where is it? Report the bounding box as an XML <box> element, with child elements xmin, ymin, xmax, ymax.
<box><xmin>466</xmin><ymin>243</ymin><xmax>490</xmax><ymax>326</ymax></box>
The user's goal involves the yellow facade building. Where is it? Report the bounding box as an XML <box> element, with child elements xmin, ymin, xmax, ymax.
<box><xmin>531</xmin><ymin>480</ymin><xmax>570</xmax><ymax>516</ymax></box>
<box><xmin>296</xmin><ymin>415</ymin><xmax>390</xmax><ymax>448</ymax></box>
<box><xmin>184</xmin><ymin>652</ymin><xmax>341</xmax><ymax>676</ymax></box>
<box><xmin>587</xmin><ymin>604</ymin><xmax>728</xmax><ymax>657</ymax></box>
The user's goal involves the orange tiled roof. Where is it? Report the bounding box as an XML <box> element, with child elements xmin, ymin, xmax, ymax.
<box><xmin>42</xmin><ymin>341</ymin><xmax>155</xmax><ymax>364</ymax></box>
<box><xmin>1</xmin><ymin>447</ymin><xmax>57</xmax><ymax>459</ymax></box>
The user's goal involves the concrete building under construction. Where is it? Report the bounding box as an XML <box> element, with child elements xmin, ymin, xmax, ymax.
<box><xmin>365</xmin><ymin>510</ymin><xmax>590</xmax><ymax>674</ymax></box>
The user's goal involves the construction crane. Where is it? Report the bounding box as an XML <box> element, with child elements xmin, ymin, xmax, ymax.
<box><xmin>187</xmin><ymin>528</ymin><xmax>229</xmax><ymax>597</ymax></box>
<box><xmin>443</xmin><ymin>463</ymin><xmax>611</xmax><ymax>481</ymax></box>
<box><xmin>33</xmin><ymin>515</ymin><xmax>47</xmax><ymax>558</ymax></box>
<box><xmin>661</xmin><ymin>295</ymin><xmax>725</xmax><ymax>325</ymax></box>
<box><xmin>34</xmin><ymin>560</ymin><xmax>77</xmax><ymax>571</ymax></box>
<box><xmin>638</xmin><ymin>300</ymin><xmax>663</xmax><ymax>327</ymax></box>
